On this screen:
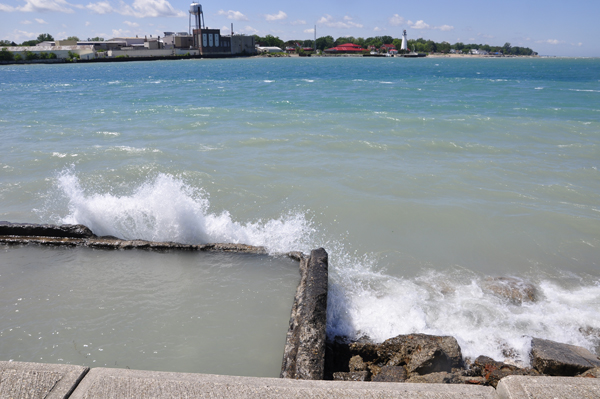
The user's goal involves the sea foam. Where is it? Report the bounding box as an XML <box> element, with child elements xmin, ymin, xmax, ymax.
<box><xmin>57</xmin><ymin>171</ymin><xmax>313</xmax><ymax>254</ymax></box>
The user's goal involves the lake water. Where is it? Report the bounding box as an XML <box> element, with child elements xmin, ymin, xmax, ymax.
<box><xmin>1</xmin><ymin>57</ymin><xmax>599</xmax><ymax>371</ymax></box>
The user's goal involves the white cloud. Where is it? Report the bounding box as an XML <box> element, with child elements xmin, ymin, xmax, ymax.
<box><xmin>111</xmin><ymin>28</ymin><xmax>131</xmax><ymax>37</ymax></box>
<box><xmin>303</xmin><ymin>28</ymin><xmax>314</xmax><ymax>34</ymax></box>
<box><xmin>217</xmin><ymin>9</ymin><xmax>248</xmax><ymax>21</ymax></box>
<box><xmin>20</xmin><ymin>20</ymin><xmax>33</xmax><ymax>24</ymax></box>
<box><xmin>408</xmin><ymin>20</ymin><xmax>454</xmax><ymax>31</ymax></box>
<box><xmin>318</xmin><ymin>14</ymin><xmax>363</xmax><ymax>29</ymax></box>
<box><xmin>291</xmin><ymin>19</ymin><xmax>306</xmax><ymax>25</ymax></box>
<box><xmin>85</xmin><ymin>21</ymin><xmax>91</xmax><ymax>26</ymax></box>
<box><xmin>242</xmin><ymin>25</ymin><xmax>258</xmax><ymax>34</ymax></box>
<box><xmin>574</xmin><ymin>42</ymin><xmax>583</xmax><ymax>47</ymax></box>
<box><xmin>265</xmin><ymin>10</ymin><xmax>286</xmax><ymax>21</ymax></box>
<box><xmin>374</xmin><ymin>26</ymin><xmax>382</xmax><ymax>32</ymax></box>
<box><xmin>35</xmin><ymin>18</ymin><xmax>48</xmax><ymax>24</ymax></box>
<box><xmin>538</xmin><ymin>39</ymin><xmax>563</xmax><ymax>45</ymax></box>
<box><xmin>389</xmin><ymin>14</ymin><xmax>405</xmax><ymax>26</ymax></box>
<box><xmin>86</xmin><ymin>1</ymin><xmax>114</xmax><ymax>14</ymax></box>
<box><xmin>220</xmin><ymin>25</ymin><xmax>230</xmax><ymax>34</ymax></box>
<box><xmin>410</xmin><ymin>20</ymin><xmax>430</xmax><ymax>29</ymax></box>
<box><xmin>5</xmin><ymin>29</ymin><xmax>36</xmax><ymax>42</ymax></box>
<box><xmin>126</xmin><ymin>0</ymin><xmax>185</xmax><ymax>17</ymax></box>
<box><xmin>124</xmin><ymin>20</ymin><xmax>139</xmax><ymax>27</ymax></box>
<box><xmin>12</xmin><ymin>0</ymin><xmax>75</xmax><ymax>13</ymax></box>
<box><xmin>87</xmin><ymin>0</ymin><xmax>185</xmax><ymax>18</ymax></box>
<box><xmin>0</xmin><ymin>3</ymin><xmax>17</xmax><ymax>11</ymax></box>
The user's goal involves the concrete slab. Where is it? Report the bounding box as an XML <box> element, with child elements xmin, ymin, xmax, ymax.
<box><xmin>0</xmin><ymin>361</ymin><xmax>88</xmax><ymax>399</ymax></box>
<box><xmin>496</xmin><ymin>375</ymin><xmax>600</xmax><ymax>399</ymax></box>
<box><xmin>70</xmin><ymin>368</ymin><xmax>497</xmax><ymax>398</ymax></box>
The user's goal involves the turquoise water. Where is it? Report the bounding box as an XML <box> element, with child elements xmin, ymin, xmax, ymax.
<box><xmin>1</xmin><ymin>57</ymin><xmax>600</xmax><ymax>367</ymax></box>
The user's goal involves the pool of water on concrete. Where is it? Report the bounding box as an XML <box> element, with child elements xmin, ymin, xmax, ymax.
<box><xmin>0</xmin><ymin>245</ymin><xmax>299</xmax><ymax>377</ymax></box>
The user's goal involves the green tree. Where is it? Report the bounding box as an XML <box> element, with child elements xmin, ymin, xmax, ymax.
<box><xmin>21</xmin><ymin>40</ymin><xmax>39</xmax><ymax>46</ymax></box>
<box><xmin>0</xmin><ymin>40</ymin><xmax>16</xmax><ymax>46</ymax></box>
<box><xmin>0</xmin><ymin>47</ymin><xmax>14</xmax><ymax>61</ymax></box>
<box><xmin>37</xmin><ymin>33</ymin><xmax>54</xmax><ymax>42</ymax></box>
<box><xmin>25</xmin><ymin>51</ymin><xmax>39</xmax><ymax>60</ymax></box>
<box><xmin>502</xmin><ymin>42</ymin><xmax>511</xmax><ymax>54</ymax></box>
<box><xmin>88</xmin><ymin>37</ymin><xmax>104</xmax><ymax>41</ymax></box>
<box><xmin>14</xmin><ymin>53</ymin><xmax>23</xmax><ymax>61</ymax></box>
<box><xmin>66</xmin><ymin>36</ymin><xmax>80</xmax><ymax>42</ymax></box>
<box><xmin>315</xmin><ymin>35</ymin><xmax>334</xmax><ymax>50</ymax></box>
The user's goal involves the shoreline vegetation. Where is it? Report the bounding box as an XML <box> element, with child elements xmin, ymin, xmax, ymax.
<box><xmin>0</xmin><ymin>32</ymin><xmax>537</xmax><ymax>65</ymax></box>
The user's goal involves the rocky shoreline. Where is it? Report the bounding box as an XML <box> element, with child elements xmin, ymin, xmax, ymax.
<box><xmin>324</xmin><ymin>334</ymin><xmax>600</xmax><ymax>387</ymax></box>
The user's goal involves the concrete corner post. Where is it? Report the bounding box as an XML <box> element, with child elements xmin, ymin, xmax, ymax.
<box><xmin>280</xmin><ymin>248</ymin><xmax>328</xmax><ymax>380</ymax></box>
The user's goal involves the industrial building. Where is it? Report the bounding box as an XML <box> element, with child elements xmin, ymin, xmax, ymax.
<box><xmin>2</xmin><ymin>2</ymin><xmax>255</xmax><ymax>62</ymax></box>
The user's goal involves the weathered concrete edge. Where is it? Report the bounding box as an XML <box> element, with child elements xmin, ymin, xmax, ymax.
<box><xmin>0</xmin><ymin>361</ymin><xmax>89</xmax><ymax>399</ymax></box>
<box><xmin>70</xmin><ymin>367</ymin><xmax>497</xmax><ymax>399</ymax></box>
<box><xmin>280</xmin><ymin>248</ymin><xmax>328</xmax><ymax>380</ymax></box>
<box><xmin>0</xmin><ymin>221</ymin><xmax>297</xmax><ymax>255</ymax></box>
<box><xmin>496</xmin><ymin>375</ymin><xmax>600</xmax><ymax>399</ymax></box>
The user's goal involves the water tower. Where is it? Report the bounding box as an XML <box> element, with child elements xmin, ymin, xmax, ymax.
<box><xmin>189</xmin><ymin>2</ymin><xmax>205</xmax><ymax>34</ymax></box>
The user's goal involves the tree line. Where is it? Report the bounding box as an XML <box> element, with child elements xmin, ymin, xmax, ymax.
<box><xmin>253</xmin><ymin>34</ymin><xmax>535</xmax><ymax>55</ymax></box>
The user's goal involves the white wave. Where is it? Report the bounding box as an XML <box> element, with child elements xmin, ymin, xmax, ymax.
<box><xmin>56</xmin><ymin>172</ymin><xmax>312</xmax><ymax>254</ymax></box>
<box><xmin>263</xmin><ymin>80</ymin><xmax>274</xmax><ymax>83</ymax></box>
<box><xmin>568</xmin><ymin>89</ymin><xmax>600</xmax><ymax>93</ymax></box>
<box><xmin>327</xmin><ymin>265</ymin><xmax>600</xmax><ymax>366</ymax></box>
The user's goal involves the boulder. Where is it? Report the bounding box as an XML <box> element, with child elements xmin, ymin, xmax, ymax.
<box><xmin>0</xmin><ymin>221</ymin><xmax>96</xmax><ymax>238</ymax></box>
<box><xmin>579</xmin><ymin>367</ymin><xmax>600</xmax><ymax>378</ymax></box>
<box><xmin>482</xmin><ymin>277</ymin><xmax>537</xmax><ymax>305</ymax></box>
<box><xmin>377</xmin><ymin>334</ymin><xmax>463</xmax><ymax>375</ymax></box>
<box><xmin>406</xmin><ymin>371</ymin><xmax>462</xmax><ymax>384</ymax></box>
<box><xmin>332</xmin><ymin>371</ymin><xmax>370</xmax><ymax>381</ymax></box>
<box><xmin>371</xmin><ymin>366</ymin><xmax>407</xmax><ymax>382</ymax></box>
<box><xmin>349</xmin><ymin>355</ymin><xmax>367</xmax><ymax>372</ymax></box>
<box><xmin>471</xmin><ymin>355</ymin><xmax>540</xmax><ymax>388</ymax></box>
<box><xmin>530</xmin><ymin>337</ymin><xmax>600</xmax><ymax>376</ymax></box>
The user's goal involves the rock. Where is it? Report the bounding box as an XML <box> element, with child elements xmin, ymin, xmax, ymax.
<box><xmin>332</xmin><ymin>371</ymin><xmax>370</xmax><ymax>381</ymax></box>
<box><xmin>579</xmin><ymin>367</ymin><xmax>600</xmax><ymax>378</ymax></box>
<box><xmin>482</xmin><ymin>277</ymin><xmax>538</xmax><ymax>305</ymax></box>
<box><xmin>349</xmin><ymin>355</ymin><xmax>366</xmax><ymax>372</ymax></box>
<box><xmin>406</xmin><ymin>371</ymin><xmax>462</xmax><ymax>384</ymax></box>
<box><xmin>0</xmin><ymin>221</ymin><xmax>96</xmax><ymax>238</ymax></box>
<box><xmin>280</xmin><ymin>248</ymin><xmax>328</xmax><ymax>380</ymax></box>
<box><xmin>377</xmin><ymin>334</ymin><xmax>464</xmax><ymax>375</ymax></box>
<box><xmin>371</xmin><ymin>366</ymin><xmax>407</xmax><ymax>382</ymax></box>
<box><xmin>471</xmin><ymin>355</ymin><xmax>540</xmax><ymax>388</ymax></box>
<box><xmin>530</xmin><ymin>337</ymin><xmax>600</xmax><ymax>376</ymax></box>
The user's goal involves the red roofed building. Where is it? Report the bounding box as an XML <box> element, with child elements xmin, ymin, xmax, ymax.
<box><xmin>380</xmin><ymin>44</ymin><xmax>396</xmax><ymax>52</ymax></box>
<box><xmin>324</xmin><ymin>43</ymin><xmax>364</xmax><ymax>54</ymax></box>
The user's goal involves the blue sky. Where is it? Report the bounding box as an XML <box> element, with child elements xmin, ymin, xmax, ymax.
<box><xmin>1</xmin><ymin>0</ymin><xmax>598</xmax><ymax>56</ymax></box>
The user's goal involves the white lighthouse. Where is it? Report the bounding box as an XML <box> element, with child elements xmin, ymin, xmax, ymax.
<box><xmin>401</xmin><ymin>29</ymin><xmax>408</xmax><ymax>52</ymax></box>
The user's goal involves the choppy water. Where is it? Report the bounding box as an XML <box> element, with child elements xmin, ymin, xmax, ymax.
<box><xmin>1</xmin><ymin>57</ymin><xmax>599</xmax><ymax>370</ymax></box>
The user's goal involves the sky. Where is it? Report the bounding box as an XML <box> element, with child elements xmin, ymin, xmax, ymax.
<box><xmin>1</xmin><ymin>0</ymin><xmax>599</xmax><ymax>56</ymax></box>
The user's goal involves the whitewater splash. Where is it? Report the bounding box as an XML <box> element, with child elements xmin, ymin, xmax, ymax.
<box><xmin>52</xmin><ymin>170</ymin><xmax>600</xmax><ymax>366</ymax></box>
<box><xmin>56</xmin><ymin>171</ymin><xmax>313</xmax><ymax>254</ymax></box>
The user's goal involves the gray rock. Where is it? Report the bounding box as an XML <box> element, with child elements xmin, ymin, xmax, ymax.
<box><xmin>332</xmin><ymin>371</ymin><xmax>370</xmax><ymax>381</ymax></box>
<box><xmin>0</xmin><ymin>221</ymin><xmax>96</xmax><ymax>238</ymax></box>
<box><xmin>371</xmin><ymin>366</ymin><xmax>407</xmax><ymax>382</ymax></box>
<box><xmin>378</xmin><ymin>334</ymin><xmax>464</xmax><ymax>375</ymax></box>
<box><xmin>281</xmin><ymin>248</ymin><xmax>328</xmax><ymax>380</ymax></box>
<box><xmin>406</xmin><ymin>371</ymin><xmax>462</xmax><ymax>384</ymax></box>
<box><xmin>530</xmin><ymin>337</ymin><xmax>600</xmax><ymax>376</ymax></box>
<box><xmin>578</xmin><ymin>367</ymin><xmax>600</xmax><ymax>378</ymax></box>
<box><xmin>482</xmin><ymin>277</ymin><xmax>538</xmax><ymax>305</ymax></box>
<box><xmin>349</xmin><ymin>355</ymin><xmax>366</xmax><ymax>372</ymax></box>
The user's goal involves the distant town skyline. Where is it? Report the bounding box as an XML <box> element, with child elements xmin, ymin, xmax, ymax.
<box><xmin>1</xmin><ymin>0</ymin><xmax>598</xmax><ymax>56</ymax></box>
